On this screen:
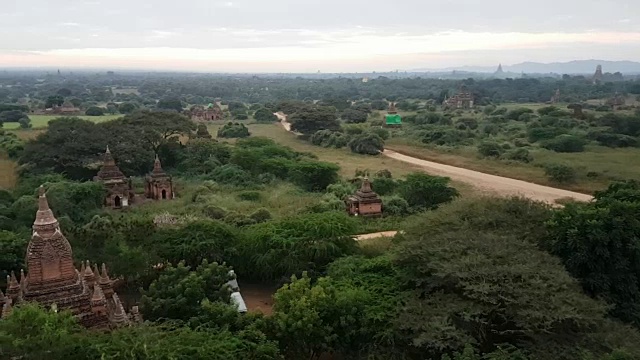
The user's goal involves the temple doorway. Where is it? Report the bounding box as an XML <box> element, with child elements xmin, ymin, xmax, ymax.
<box><xmin>114</xmin><ymin>196</ymin><xmax>121</xmax><ymax>208</ymax></box>
<box><xmin>161</xmin><ymin>190</ymin><xmax>167</xmax><ymax>199</ymax></box>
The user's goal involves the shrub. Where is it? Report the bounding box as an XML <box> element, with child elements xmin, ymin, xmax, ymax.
<box><xmin>478</xmin><ymin>141</ymin><xmax>503</xmax><ymax>158</ymax></box>
<box><xmin>85</xmin><ymin>106</ymin><xmax>105</xmax><ymax>116</ymax></box>
<box><xmin>541</xmin><ymin>134</ymin><xmax>586</xmax><ymax>153</ymax></box>
<box><xmin>544</xmin><ymin>163</ymin><xmax>576</xmax><ymax>183</ymax></box>
<box><xmin>253</xmin><ymin>108</ymin><xmax>277</xmax><ymax>122</ymax></box>
<box><xmin>382</xmin><ymin>196</ymin><xmax>411</xmax><ymax>216</ymax></box>
<box><xmin>224</xmin><ymin>211</ymin><xmax>256</xmax><ymax>227</ymax></box>
<box><xmin>209</xmin><ymin>164</ymin><xmax>253</xmax><ymax>186</ymax></box>
<box><xmin>249</xmin><ymin>208</ymin><xmax>272</xmax><ymax>223</ymax></box>
<box><xmin>397</xmin><ymin>173</ymin><xmax>459</xmax><ymax>210</ymax></box>
<box><xmin>217</xmin><ymin>122</ymin><xmax>250</xmax><ymax>138</ymax></box>
<box><xmin>375</xmin><ymin>169</ymin><xmax>392</xmax><ymax>178</ymax></box>
<box><xmin>289</xmin><ymin>161</ymin><xmax>340</xmax><ymax>192</ymax></box>
<box><xmin>18</xmin><ymin>117</ymin><xmax>32</xmax><ymax>129</ymax></box>
<box><xmin>326</xmin><ymin>182</ymin><xmax>356</xmax><ymax>199</ymax></box>
<box><xmin>527</xmin><ymin>126</ymin><xmax>565</xmax><ymax>142</ymax></box>
<box><xmin>506</xmin><ymin>107</ymin><xmax>533</xmax><ymax>120</ymax></box>
<box><xmin>367</xmin><ymin>127</ymin><xmax>390</xmax><ymax>140</ymax></box>
<box><xmin>202</xmin><ymin>204</ymin><xmax>228</xmax><ymax>219</ymax></box>
<box><xmin>237</xmin><ymin>191</ymin><xmax>261</xmax><ymax>201</ymax></box>
<box><xmin>505</xmin><ymin>148</ymin><xmax>533</xmax><ymax>163</ymax></box>
<box><xmin>341</xmin><ymin>109</ymin><xmax>368</xmax><ymax>123</ymax></box>
<box><xmin>590</xmin><ymin>132</ymin><xmax>638</xmax><ymax>148</ymax></box>
<box><xmin>455</xmin><ymin>117</ymin><xmax>478</xmax><ymax>130</ymax></box>
<box><xmin>348</xmin><ymin>133</ymin><xmax>384</xmax><ymax>155</ymax></box>
<box><xmin>371</xmin><ymin>177</ymin><xmax>398</xmax><ymax>196</ymax></box>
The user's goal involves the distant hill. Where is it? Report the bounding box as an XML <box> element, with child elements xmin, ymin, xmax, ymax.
<box><xmin>413</xmin><ymin>60</ymin><xmax>640</xmax><ymax>75</ymax></box>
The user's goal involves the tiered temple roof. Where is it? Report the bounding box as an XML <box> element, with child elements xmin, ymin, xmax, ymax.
<box><xmin>346</xmin><ymin>177</ymin><xmax>383</xmax><ymax>217</ymax></box>
<box><xmin>95</xmin><ymin>146</ymin><xmax>126</xmax><ymax>182</ymax></box>
<box><xmin>0</xmin><ymin>186</ymin><xmax>139</xmax><ymax>329</ymax></box>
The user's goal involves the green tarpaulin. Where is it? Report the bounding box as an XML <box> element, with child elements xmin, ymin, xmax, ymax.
<box><xmin>385</xmin><ymin>114</ymin><xmax>402</xmax><ymax>125</ymax></box>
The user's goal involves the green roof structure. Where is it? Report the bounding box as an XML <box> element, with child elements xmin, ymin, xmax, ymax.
<box><xmin>385</xmin><ymin>114</ymin><xmax>402</xmax><ymax>126</ymax></box>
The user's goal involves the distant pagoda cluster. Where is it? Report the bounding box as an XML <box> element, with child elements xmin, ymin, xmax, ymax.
<box><xmin>93</xmin><ymin>146</ymin><xmax>174</xmax><ymax>209</ymax></box>
<box><xmin>0</xmin><ymin>186</ymin><xmax>141</xmax><ymax>329</ymax></box>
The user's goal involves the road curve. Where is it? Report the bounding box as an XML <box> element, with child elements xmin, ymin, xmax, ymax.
<box><xmin>383</xmin><ymin>150</ymin><xmax>592</xmax><ymax>204</ymax></box>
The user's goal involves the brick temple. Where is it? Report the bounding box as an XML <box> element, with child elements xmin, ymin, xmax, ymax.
<box><xmin>145</xmin><ymin>155</ymin><xmax>174</xmax><ymax>200</ymax></box>
<box><xmin>0</xmin><ymin>186</ymin><xmax>139</xmax><ymax>329</ymax></box>
<box><xmin>346</xmin><ymin>177</ymin><xmax>383</xmax><ymax>217</ymax></box>
<box><xmin>190</xmin><ymin>103</ymin><xmax>223</xmax><ymax>121</ymax></box>
<box><xmin>94</xmin><ymin>146</ymin><xmax>134</xmax><ymax>209</ymax></box>
<box><xmin>443</xmin><ymin>85</ymin><xmax>474</xmax><ymax>109</ymax></box>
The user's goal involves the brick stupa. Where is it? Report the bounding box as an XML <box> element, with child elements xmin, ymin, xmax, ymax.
<box><xmin>0</xmin><ymin>186</ymin><xmax>138</xmax><ymax>329</ymax></box>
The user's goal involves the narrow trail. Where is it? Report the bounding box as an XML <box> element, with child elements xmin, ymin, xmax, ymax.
<box><xmin>272</xmin><ymin>112</ymin><xmax>592</xmax><ymax>204</ymax></box>
<box><xmin>354</xmin><ymin>231</ymin><xmax>399</xmax><ymax>241</ymax></box>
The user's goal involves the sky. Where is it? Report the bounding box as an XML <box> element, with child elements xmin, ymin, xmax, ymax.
<box><xmin>0</xmin><ymin>0</ymin><xmax>639</xmax><ymax>72</ymax></box>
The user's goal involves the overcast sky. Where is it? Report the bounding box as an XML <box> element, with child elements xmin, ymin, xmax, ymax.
<box><xmin>0</xmin><ymin>0</ymin><xmax>638</xmax><ymax>72</ymax></box>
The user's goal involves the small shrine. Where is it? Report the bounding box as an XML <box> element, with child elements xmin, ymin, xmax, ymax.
<box><xmin>0</xmin><ymin>186</ymin><xmax>139</xmax><ymax>329</ymax></box>
<box><xmin>346</xmin><ymin>177</ymin><xmax>383</xmax><ymax>217</ymax></box>
<box><xmin>94</xmin><ymin>146</ymin><xmax>134</xmax><ymax>209</ymax></box>
<box><xmin>385</xmin><ymin>102</ymin><xmax>402</xmax><ymax>127</ymax></box>
<box><xmin>145</xmin><ymin>155</ymin><xmax>174</xmax><ymax>200</ymax></box>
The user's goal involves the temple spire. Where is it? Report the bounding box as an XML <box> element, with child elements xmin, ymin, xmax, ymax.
<box><xmin>101</xmin><ymin>263</ymin><xmax>110</xmax><ymax>282</ymax></box>
<box><xmin>33</xmin><ymin>186</ymin><xmax>59</xmax><ymax>232</ymax></box>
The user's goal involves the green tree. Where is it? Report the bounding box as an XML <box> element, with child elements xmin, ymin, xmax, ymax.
<box><xmin>544</xmin><ymin>163</ymin><xmax>576</xmax><ymax>183</ymax></box>
<box><xmin>395</xmin><ymin>197</ymin><xmax>640</xmax><ymax>359</ymax></box>
<box><xmin>140</xmin><ymin>259</ymin><xmax>233</xmax><ymax>321</ymax></box>
<box><xmin>397</xmin><ymin>172</ymin><xmax>459</xmax><ymax>210</ymax></box>
<box><xmin>0</xmin><ymin>110</ymin><xmax>29</xmax><ymax>123</ymax></box>
<box><xmin>289</xmin><ymin>105</ymin><xmax>340</xmax><ymax>135</ymax></box>
<box><xmin>217</xmin><ymin>122</ymin><xmax>251</xmax><ymax>138</ymax></box>
<box><xmin>254</xmin><ymin>108</ymin><xmax>277</xmax><ymax>123</ymax></box>
<box><xmin>541</xmin><ymin>134</ymin><xmax>586</xmax><ymax>153</ymax></box>
<box><xmin>544</xmin><ymin>181</ymin><xmax>640</xmax><ymax>327</ymax></box>
<box><xmin>271</xmin><ymin>273</ymin><xmax>370</xmax><ymax>359</ymax></box>
<box><xmin>0</xmin><ymin>304</ymin><xmax>90</xmax><ymax>359</ymax></box>
<box><xmin>341</xmin><ymin>108</ymin><xmax>368</xmax><ymax>123</ymax></box>
<box><xmin>118</xmin><ymin>102</ymin><xmax>138</xmax><ymax>114</ymax></box>
<box><xmin>157</xmin><ymin>97</ymin><xmax>183</xmax><ymax>112</ymax></box>
<box><xmin>348</xmin><ymin>133</ymin><xmax>384</xmax><ymax>155</ymax></box>
<box><xmin>45</xmin><ymin>95</ymin><xmax>64</xmax><ymax>108</ymax></box>
<box><xmin>85</xmin><ymin>106</ymin><xmax>105</xmax><ymax>116</ymax></box>
<box><xmin>0</xmin><ymin>231</ymin><xmax>27</xmax><ymax>282</ymax></box>
<box><xmin>289</xmin><ymin>160</ymin><xmax>340</xmax><ymax>191</ymax></box>
<box><xmin>478</xmin><ymin>141</ymin><xmax>503</xmax><ymax>158</ymax></box>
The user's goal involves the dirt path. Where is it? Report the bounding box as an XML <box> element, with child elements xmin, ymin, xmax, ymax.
<box><xmin>384</xmin><ymin>150</ymin><xmax>592</xmax><ymax>204</ymax></box>
<box><xmin>273</xmin><ymin>112</ymin><xmax>591</xmax><ymax>204</ymax></box>
<box><xmin>354</xmin><ymin>231</ymin><xmax>399</xmax><ymax>241</ymax></box>
<box><xmin>274</xmin><ymin>112</ymin><xmax>292</xmax><ymax>131</ymax></box>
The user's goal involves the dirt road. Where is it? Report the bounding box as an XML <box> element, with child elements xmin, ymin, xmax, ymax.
<box><xmin>354</xmin><ymin>231</ymin><xmax>399</xmax><ymax>241</ymax></box>
<box><xmin>273</xmin><ymin>112</ymin><xmax>591</xmax><ymax>204</ymax></box>
<box><xmin>274</xmin><ymin>112</ymin><xmax>291</xmax><ymax>131</ymax></box>
<box><xmin>384</xmin><ymin>150</ymin><xmax>592</xmax><ymax>204</ymax></box>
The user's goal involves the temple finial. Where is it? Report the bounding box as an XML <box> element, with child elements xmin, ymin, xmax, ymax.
<box><xmin>106</xmin><ymin>145</ymin><xmax>110</xmax><ymax>154</ymax></box>
<box><xmin>101</xmin><ymin>263</ymin><xmax>110</xmax><ymax>280</ymax></box>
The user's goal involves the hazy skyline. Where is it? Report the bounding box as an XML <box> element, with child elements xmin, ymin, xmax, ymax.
<box><xmin>1</xmin><ymin>0</ymin><xmax>639</xmax><ymax>72</ymax></box>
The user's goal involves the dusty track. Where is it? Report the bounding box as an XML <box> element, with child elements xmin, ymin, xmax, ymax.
<box><xmin>273</xmin><ymin>112</ymin><xmax>592</xmax><ymax>204</ymax></box>
<box><xmin>383</xmin><ymin>150</ymin><xmax>592</xmax><ymax>204</ymax></box>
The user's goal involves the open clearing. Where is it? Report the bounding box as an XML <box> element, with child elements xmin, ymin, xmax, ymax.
<box><xmin>3</xmin><ymin>114</ymin><xmax>122</xmax><ymax>129</ymax></box>
<box><xmin>0</xmin><ymin>154</ymin><xmax>17</xmax><ymax>189</ymax></box>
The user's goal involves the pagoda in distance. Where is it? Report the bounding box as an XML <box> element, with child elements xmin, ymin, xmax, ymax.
<box><xmin>0</xmin><ymin>186</ymin><xmax>140</xmax><ymax>329</ymax></box>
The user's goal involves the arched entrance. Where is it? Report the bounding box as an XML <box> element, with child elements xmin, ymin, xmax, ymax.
<box><xmin>114</xmin><ymin>196</ymin><xmax>121</xmax><ymax>208</ymax></box>
<box><xmin>161</xmin><ymin>189</ymin><xmax>167</xmax><ymax>199</ymax></box>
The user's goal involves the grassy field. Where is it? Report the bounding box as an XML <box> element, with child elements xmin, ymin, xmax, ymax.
<box><xmin>0</xmin><ymin>153</ymin><xmax>17</xmax><ymax>189</ymax></box>
<box><xmin>3</xmin><ymin>114</ymin><xmax>122</xmax><ymax>130</ymax></box>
